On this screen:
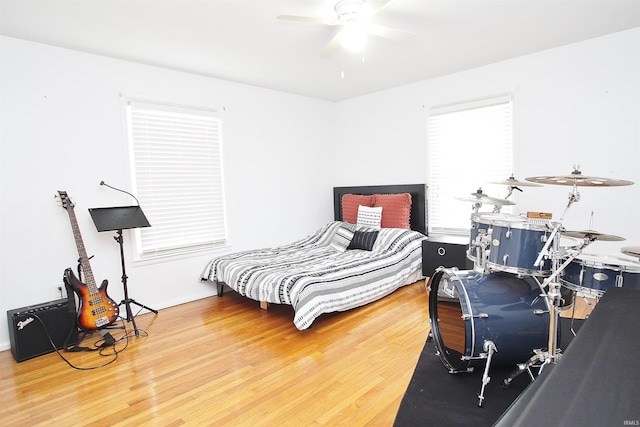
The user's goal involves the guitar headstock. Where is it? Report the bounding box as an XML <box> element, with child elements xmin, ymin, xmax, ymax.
<box><xmin>56</xmin><ymin>190</ymin><xmax>75</xmax><ymax>210</ymax></box>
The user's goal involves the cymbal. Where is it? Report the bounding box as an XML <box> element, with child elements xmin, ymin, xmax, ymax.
<box><xmin>563</xmin><ymin>229</ymin><xmax>626</xmax><ymax>242</ymax></box>
<box><xmin>455</xmin><ymin>190</ymin><xmax>515</xmax><ymax>206</ymax></box>
<box><xmin>621</xmin><ymin>246</ymin><xmax>640</xmax><ymax>258</ymax></box>
<box><xmin>525</xmin><ymin>169</ymin><xmax>634</xmax><ymax>187</ymax></box>
<box><xmin>489</xmin><ymin>175</ymin><xmax>543</xmax><ymax>187</ymax></box>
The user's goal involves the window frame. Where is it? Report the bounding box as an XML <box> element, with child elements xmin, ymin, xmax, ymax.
<box><xmin>124</xmin><ymin>97</ymin><xmax>228</xmax><ymax>263</ymax></box>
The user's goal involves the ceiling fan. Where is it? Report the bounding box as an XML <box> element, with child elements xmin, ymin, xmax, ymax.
<box><xmin>277</xmin><ymin>0</ymin><xmax>416</xmax><ymax>56</ymax></box>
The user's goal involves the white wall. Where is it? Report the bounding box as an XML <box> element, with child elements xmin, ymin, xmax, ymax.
<box><xmin>336</xmin><ymin>27</ymin><xmax>640</xmax><ymax>255</ymax></box>
<box><xmin>1</xmin><ymin>27</ymin><xmax>639</xmax><ymax>351</ymax></box>
<box><xmin>0</xmin><ymin>36</ymin><xmax>336</xmax><ymax>350</ymax></box>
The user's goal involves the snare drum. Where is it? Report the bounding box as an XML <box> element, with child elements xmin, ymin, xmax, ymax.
<box><xmin>487</xmin><ymin>218</ymin><xmax>551</xmax><ymax>276</ymax></box>
<box><xmin>429</xmin><ymin>269</ymin><xmax>551</xmax><ymax>372</ymax></box>
<box><xmin>561</xmin><ymin>254</ymin><xmax>640</xmax><ymax>298</ymax></box>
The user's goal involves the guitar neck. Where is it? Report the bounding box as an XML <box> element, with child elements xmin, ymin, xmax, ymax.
<box><xmin>66</xmin><ymin>206</ymin><xmax>99</xmax><ymax>296</ymax></box>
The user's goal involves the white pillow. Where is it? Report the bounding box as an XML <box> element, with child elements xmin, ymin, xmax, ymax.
<box><xmin>357</xmin><ymin>205</ymin><xmax>383</xmax><ymax>229</ymax></box>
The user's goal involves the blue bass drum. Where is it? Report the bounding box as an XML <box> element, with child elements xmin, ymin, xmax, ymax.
<box><xmin>429</xmin><ymin>269</ymin><xmax>553</xmax><ymax>373</ymax></box>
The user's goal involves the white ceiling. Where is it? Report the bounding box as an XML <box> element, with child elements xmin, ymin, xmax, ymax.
<box><xmin>2</xmin><ymin>0</ymin><xmax>640</xmax><ymax>102</ymax></box>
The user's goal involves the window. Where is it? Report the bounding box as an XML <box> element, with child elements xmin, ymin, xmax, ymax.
<box><xmin>125</xmin><ymin>100</ymin><xmax>226</xmax><ymax>260</ymax></box>
<box><xmin>427</xmin><ymin>94</ymin><xmax>514</xmax><ymax>235</ymax></box>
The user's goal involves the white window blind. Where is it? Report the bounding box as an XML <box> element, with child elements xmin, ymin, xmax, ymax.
<box><xmin>427</xmin><ymin>94</ymin><xmax>514</xmax><ymax>235</ymax></box>
<box><xmin>126</xmin><ymin>100</ymin><xmax>226</xmax><ymax>259</ymax></box>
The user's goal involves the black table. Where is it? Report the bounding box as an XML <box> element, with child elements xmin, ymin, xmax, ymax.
<box><xmin>495</xmin><ymin>287</ymin><xmax>640</xmax><ymax>426</ymax></box>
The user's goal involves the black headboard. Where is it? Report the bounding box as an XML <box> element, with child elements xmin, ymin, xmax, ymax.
<box><xmin>333</xmin><ymin>184</ymin><xmax>428</xmax><ymax>235</ymax></box>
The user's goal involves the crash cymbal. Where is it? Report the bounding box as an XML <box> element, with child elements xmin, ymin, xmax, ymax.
<box><xmin>455</xmin><ymin>189</ymin><xmax>515</xmax><ymax>206</ymax></box>
<box><xmin>490</xmin><ymin>175</ymin><xmax>543</xmax><ymax>187</ymax></box>
<box><xmin>525</xmin><ymin>169</ymin><xmax>634</xmax><ymax>187</ymax></box>
<box><xmin>563</xmin><ymin>229</ymin><xmax>625</xmax><ymax>242</ymax></box>
<box><xmin>621</xmin><ymin>246</ymin><xmax>640</xmax><ymax>258</ymax></box>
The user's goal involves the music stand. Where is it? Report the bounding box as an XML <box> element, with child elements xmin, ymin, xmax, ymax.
<box><xmin>89</xmin><ymin>206</ymin><xmax>156</xmax><ymax>336</ymax></box>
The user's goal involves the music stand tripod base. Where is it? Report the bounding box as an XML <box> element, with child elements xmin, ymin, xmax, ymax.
<box><xmin>88</xmin><ymin>205</ymin><xmax>157</xmax><ymax>336</ymax></box>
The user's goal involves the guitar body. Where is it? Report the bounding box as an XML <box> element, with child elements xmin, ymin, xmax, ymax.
<box><xmin>64</xmin><ymin>268</ymin><xmax>120</xmax><ymax>331</ymax></box>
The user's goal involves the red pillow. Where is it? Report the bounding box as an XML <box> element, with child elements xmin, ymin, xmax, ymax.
<box><xmin>342</xmin><ymin>194</ymin><xmax>375</xmax><ymax>224</ymax></box>
<box><xmin>373</xmin><ymin>193</ymin><xmax>412</xmax><ymax>229</ymax></box>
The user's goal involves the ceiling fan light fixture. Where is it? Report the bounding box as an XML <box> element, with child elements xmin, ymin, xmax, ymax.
<box><xmin>277</xmin><ymin>0</ymin><xmax>413</xmax><ymax>58</ymax></box>
<box><xmin>339</xmin><ymin>21</ymin><xmax>367</xmax><ymax>52</ymax></box>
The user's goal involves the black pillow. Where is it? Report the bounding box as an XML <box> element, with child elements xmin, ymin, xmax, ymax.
<box><xmin>347</xmin><ymin>230</ymin><xmax>379</xmax><ymax>251</ymax></box>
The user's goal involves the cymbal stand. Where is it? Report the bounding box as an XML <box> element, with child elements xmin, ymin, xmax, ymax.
<box><xmin>560</xmin><ymin>180</ymin><xmax>581</xmax><ymax>221</ymax></box>
<box><xmin>502</xmin><ymin>183</ymin><xmax>589</xmax><ymax>387</ymax></box>
<box><xmin>501</xmin><ymin>184</ymin><xmax>523</xmax><ymax>203</ymax></box>
<box><xmin>494</xmin><ymin>183</ymin><xmax>521</xmax><ymax>213</ymax></box>
<box><xmin>501</xmin><ymin>227</ymin><xmax>564</xmax><ymax>387</ymax></box>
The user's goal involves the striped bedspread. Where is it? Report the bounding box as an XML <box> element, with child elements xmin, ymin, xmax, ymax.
<box><xmin>201</xmin><ymin>221</ymin><xmax>427</xmax><ymax>330</ymax></box>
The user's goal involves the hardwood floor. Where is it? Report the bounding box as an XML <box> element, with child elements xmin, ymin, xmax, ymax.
<box><xmin>0</xmin><ymin>281</ymin><xmax>431</xmax><ymax>426</ymax></box>
<box><xmin>0</xmin><ymin>277</ymin><xmax>595</xmax><ymax>427</ymax></box>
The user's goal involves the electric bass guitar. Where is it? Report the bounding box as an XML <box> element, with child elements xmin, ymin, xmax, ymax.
<box><xmin>58</xmin><ymin>191</ymin><xmax>119</xmax><ymax>331</ymax></box>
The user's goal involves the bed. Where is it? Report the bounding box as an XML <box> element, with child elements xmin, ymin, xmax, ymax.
<box><xmin>201</xmin><ymin>184</ymin><xmax>428</xmax><ymax>330</ymax></box>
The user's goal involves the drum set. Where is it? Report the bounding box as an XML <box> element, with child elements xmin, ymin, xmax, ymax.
<box><xmin>427</xmin><ymin>168</ymin><xmax>639</xmax><ymax>406</ymax></box>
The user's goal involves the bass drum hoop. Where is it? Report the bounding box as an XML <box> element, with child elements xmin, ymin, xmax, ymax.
<box><xmin>428</xmin><ymin>268</ymin><xmax>477</xmax><ymax>373</ymax></box>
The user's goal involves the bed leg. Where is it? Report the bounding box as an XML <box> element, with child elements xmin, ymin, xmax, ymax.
<box><xmin>260</xmin><ymin>301</ymin><xmax>269</xmax><ymax>310</ymax></box>
<box><xmin>215</xmin><ymin>281</ymin><xmax>224</xmax><ymax>297</ymax></box>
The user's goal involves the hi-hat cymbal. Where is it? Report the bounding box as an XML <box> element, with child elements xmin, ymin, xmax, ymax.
<box><xmin>563</xmin><ymin>229</ymin><xmax>626</xmax><ymax>242</ymax></box>
<box><xmin>621</xmin><ymin>246</ymin><xmax>640</xmax><ymax>258</ymax></box>
<box><xmin>454</xmin><ymin>189</ymin><xmax>515</xmax><ymax>206</ymax></box>
<box><xmin>525</xmin><ymin>169</ymin><xmax>634</xmax><ymax>187</ymax></box>
<box><xmin>490</xmin><ymin>175</ymin><xmax>543</xmax><ymax>187</ymax></box>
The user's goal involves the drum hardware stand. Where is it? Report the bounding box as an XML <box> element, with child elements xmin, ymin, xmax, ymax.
<box><xmin>494</xmin><ymin>184</ymin><xmax>522</xmax><ymax>214</ymax></box>
<box><xmin>501</xmin><ymin>243</ymin><xmax>590</xmax><ymax>388</ymax></box>
<box><xmin>472</xmin><ymin>230</ymin><xmax>490</xmax><ymax>273</ymax></box>
<box><xmin>497</xmin><ymin>167</ymin><xmax>634</xmax><ymax>389</ymax></box>
<box><xmin>477</xmin><ymin>340</ymin><xmax>497</xmax><ymax>407</ymax></box>
<box><xmin>502</xmin><ymin>199</ymin><xmax>593</xmax><ymax>388</ymax></box>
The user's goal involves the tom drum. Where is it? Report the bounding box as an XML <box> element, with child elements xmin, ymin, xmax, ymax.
<box><xmin>561</xmin><ymin>254</ymin><xmax>640</xmax><ymax>298</ymax></box>
<box><xmin>467</xmin><ymin>213</ymin><xmax>526</xmax><ymax>263</ymax></box>
<box><xmin>487</xmin><ymin>218</ymin><xmax>551</xmax><ymax>276</ymax></box>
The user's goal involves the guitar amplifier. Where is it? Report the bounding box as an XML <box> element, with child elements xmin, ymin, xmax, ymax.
<box><xmin>7</xmin><ymin>298</ymin><xmax>79</xmax><ymax>362</ymax></box>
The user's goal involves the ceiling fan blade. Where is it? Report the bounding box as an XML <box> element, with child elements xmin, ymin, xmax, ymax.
<box><xmin>366</xmin><ymin>23</ymin><xmax>416</xmax><ymax>42</ymax></box>
<box><xmin>320</xmin><ymin>32</ymin><xmax>342</xmax><ymax>57</ymax></box>
<box><xmin>276</xmin><ymin>14</ymin><xmax>338</xmax><ymax>26</ymax></box>
<box><xmin>368</xmin><ymin>0</ymin><xmax>393</xmax><ymax>14</ymax></box>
